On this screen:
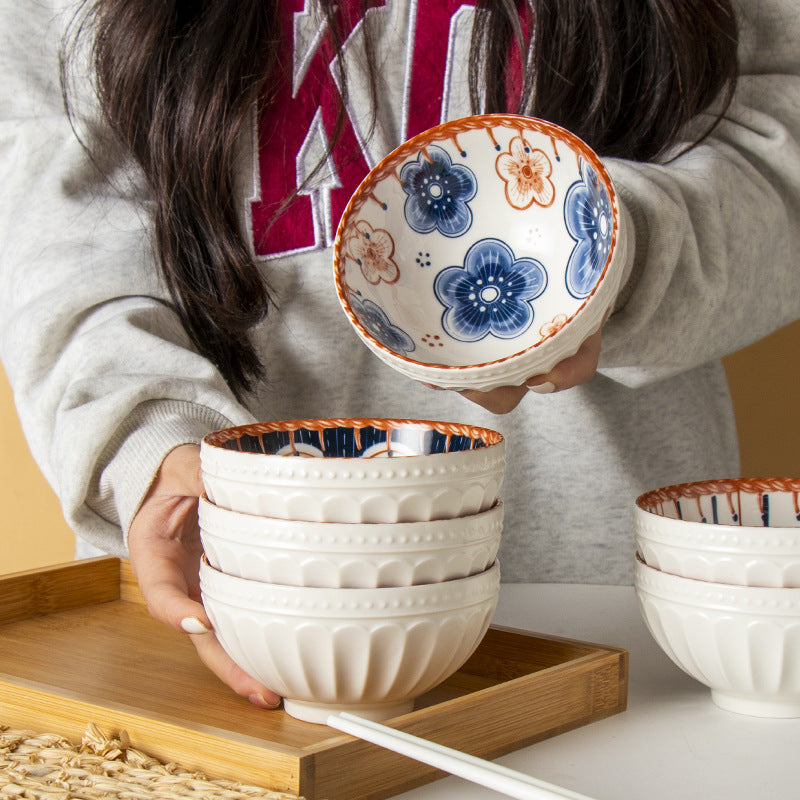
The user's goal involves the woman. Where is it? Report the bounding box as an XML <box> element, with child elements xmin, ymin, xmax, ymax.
<box><xmin>2</xmin><ymin>0</ymin><xmax>799</xmax><ymax>708</ymax></box>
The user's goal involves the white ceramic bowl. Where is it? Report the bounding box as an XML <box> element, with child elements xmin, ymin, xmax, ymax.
<box><xmin>635</xmin><ymin>553</ymin><xmax>800</xmax><ymax>717</ymax></box>
<box><xmin>201</xmin><ymin>418</ymin><xmax>505</xmax><ymax>523</ymax></box>
<box><xmin>636</xmin><ymin>478</ymin><xmax>800</xmax><ymax>587</ymax></box>
<box><xmin>333</xmin><ymin>114</ymin><xmax>626</xmax><ymax>391</ymax></box>
<box><xmin>199</xmin><ymin>496</ymin><xmax>503</xmax><ymax>588</ymax></box>
<box><xmin>199</xmin><ymin>557</ymin><xmax>500</xmax><ymax>723</ymax></box>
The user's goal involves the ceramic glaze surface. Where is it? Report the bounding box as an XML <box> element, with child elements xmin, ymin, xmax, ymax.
<box><xmin>199</xmin><ymin>558</ymin><xmax>500</xmax><ymax>724</ymax></box>
<box><xmin>334</xmin><ymin>114</ymin><xmax>625</xmax><ymax>390</ymax></box>
<box><xmin>206</xmin><ymin>418</ymin><xmax>498</xmax><ymax>457</ymax></box>
<box><xmin>634</xmin><ymin>555</ymin><xmax>800</xmax><ymax>718</ymax></box>
<box><xmin>636</xmin><ymin>478</ymin><xmax>800</xmax><ymax>587</ymax></box>
<box><xmin>198</xmin><ymin>496</ymin><xmax>503</xmax><ymax>587</ymax></box>
<box><xmin>201</xmin><ymin>419</ymin><xmax>505</xmax><ymax>522</ymax></box>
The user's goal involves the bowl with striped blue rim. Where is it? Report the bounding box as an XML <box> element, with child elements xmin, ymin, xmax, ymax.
<box><xmin>635</xmin><ymin>478</ymin><xmax>800</xmax><ymax>587</ymax></box>
<box><xmin>200</xmin><ymin>418</ymin><xmax>505</xmax><ymax>523</ymax></box>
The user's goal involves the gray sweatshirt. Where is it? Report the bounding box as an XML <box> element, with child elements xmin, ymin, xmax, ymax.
<box><xmin>1</xmin><ymin>0</ymin><xmax>799</xmax><ymax>584</ymax></box>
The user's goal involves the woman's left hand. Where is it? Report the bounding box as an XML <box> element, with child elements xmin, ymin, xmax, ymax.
<box><xmin>127</xmin><ymin>444</ymin><xmax>282</xmax><ymax>709</ymax></box>
<box><xmin>458</xmin><ymin>327</ymin><xmax>604</xmax><ymax>414</ymax></box>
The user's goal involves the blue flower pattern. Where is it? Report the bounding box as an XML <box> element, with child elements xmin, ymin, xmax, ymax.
<box><xmin>349</xmin><ymin>293</ymin><xmax>416</xmax><ymax>355</ymax></box>
<box><xmin>400</xmin><ymin>146</ymin><xmax>477</xmax><ymax>237</ymax></box>
<box><xmin>434</xmin><ymin>238</ymin><xmax>547</xmax><ymax>342</ymax></box>
<box><xmin>564</xmin><ymin>159</ymin><xmax>613</xmax><ymax>298</ymax></box>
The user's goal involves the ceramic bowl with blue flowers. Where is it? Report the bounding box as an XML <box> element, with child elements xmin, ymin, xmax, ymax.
<box><xmin>333</xmin><ymin>114</ymin><xmax>627</xmax><ymax>391</ymax></box>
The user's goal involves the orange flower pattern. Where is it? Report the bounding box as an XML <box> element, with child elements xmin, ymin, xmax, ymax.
<box><xmin>495</xmin><ymin>136</ymin><xmax>555</xmax><ymax>209</ymax></box>
<box><xmin>539</xmin><ymin>313</ymin><xmax>568</xmax><ymax>339</ymax></box>
<box><xmin>346</xmin><ymin>220</ymin><xmax>400</xmax><ymax>285</ymax></box>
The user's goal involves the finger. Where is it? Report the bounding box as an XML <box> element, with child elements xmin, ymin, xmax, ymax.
<box><xmin>190</xmin><ymin>631</ymin><xmax>282</xmax><ymax>708</ymax></box>
<box><xmin>144</xmin><ymin>569</ymin><xmax>212</xmax><ymax>633</ymax></box>
<box><xmin>129</xmin><ymin>543</ymin><xmax>212</xmax><ymax>633</ymax></box>
<box><xmin>526</xmin><ymin>328</ymin><xmax>603</xmax><ymax>393</ymax></box>
<box><xmin>459</xmin><ymin>383</ymin><xmax>528</xmax><ymax>414</ymax></box>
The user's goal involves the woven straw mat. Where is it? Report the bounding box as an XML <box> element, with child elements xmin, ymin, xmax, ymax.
<box><xmin>0</xmin><ymin>723</ymin><xmax>305</xmax><ymax>800</ymax></box>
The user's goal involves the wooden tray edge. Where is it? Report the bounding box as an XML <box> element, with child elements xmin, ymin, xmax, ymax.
<box><xmin>0</xmin><ymin>558</ymin><xmax>629</xmax><ymax>800</ymax></box>
<box><xmin>0</xmin><ymin>557</ymin><xmax>120</xmax><ymax>625</ymax></box>
<box><xmin>308</xmin><ymin>648</ymin><xmax>627</xmax><ymax>799</ymax></box>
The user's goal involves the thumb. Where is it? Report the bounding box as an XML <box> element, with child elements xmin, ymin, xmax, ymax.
<box><xmin>154</xmin><ymin>443</ymin><xmax>204</xmax><ymax>497</ymax></box>
<box><xmin>135</xmin><ymin>549</ymin><xmax>214</xmax><ymax>634</ymax></box>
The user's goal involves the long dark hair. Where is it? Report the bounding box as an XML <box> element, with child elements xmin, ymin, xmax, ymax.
<box><xmin>63</xmin><ymin>0</ymin><xmax>738</xmax><ymax>398</ymax></box>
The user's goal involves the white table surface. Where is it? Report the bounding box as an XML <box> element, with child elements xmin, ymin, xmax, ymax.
<box><xmin>394</xmin><ymin>583</ymin><xmax>799</xmax><ymax>800</ymax></box>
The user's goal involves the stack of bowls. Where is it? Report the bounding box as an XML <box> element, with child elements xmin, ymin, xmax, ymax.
<box><xmin>198</xmin><ymin>417</ymin><xmax>505</xmax><ymax>724</ymax></box>
<box><xmin>634</xmin><ymin>478</ymin><xmax>800</xmax><ymax>718</ymax></box>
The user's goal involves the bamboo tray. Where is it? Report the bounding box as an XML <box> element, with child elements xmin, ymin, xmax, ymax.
<box><xmin>0</xmin><ymin>558</ymin><xmax>627</xmax><ymax>800</ymax></box>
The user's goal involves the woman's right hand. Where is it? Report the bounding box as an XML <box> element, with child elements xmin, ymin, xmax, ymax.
<box><xmin>127</xmin><ymin>443</ymin><xmax>281</xmax><ymax>709</ymax></box>
<box><xmin>458</xmin><ymin>326</ymin><xmax>605</xmax><ymax>414</ymax></box>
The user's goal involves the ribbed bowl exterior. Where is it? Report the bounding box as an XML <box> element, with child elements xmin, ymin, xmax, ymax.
<box><xmin>634</xmin><ymin>555</ymin><xmax>800</xmax><ymax>717</ymax></box>
<box><xmin>201</xmin><ymin>450</ymin><xmax>505</xmax><ymax>523</ymax></box>
<box><xmin>198</xmin><ymin>497</ymin><xmax>503</xmax><ymax>587</ymax></box>
<box><xmin>200</xmin><ymin>559</ymin><xmax>500</xmax><ymax>721</ymax></box>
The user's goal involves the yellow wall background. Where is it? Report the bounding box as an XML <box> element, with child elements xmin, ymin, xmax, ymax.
<box><xmin>2</xmin><ymin>321</ymin><xmax>799</xmax><ymax>576</ymax></box>
<box><xmin>1</xmin><ymin>363</ymin><xmax>75</xmax><ymax>574</ymax></box>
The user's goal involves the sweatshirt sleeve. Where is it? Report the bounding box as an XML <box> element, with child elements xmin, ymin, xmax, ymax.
<box><xmin>0</xmin><ymin>1</ymin><xmax>253</xmax><ymax>554</ymax></box>
<box><xmin>598</xmin><ymin>1</ymin><xmax>800</xmax><ymax>388</ymax></box>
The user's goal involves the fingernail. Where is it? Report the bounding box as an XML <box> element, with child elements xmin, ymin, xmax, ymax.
<box><xmin>249</xmin><ymin>693</ymin><xmax>282</xmax><ymax>709</ymax></box>
<box><xmin>528</xmin><ymin>381</ymin><xmax>556</xmax><ymax>394</ymax></box>
<box><xmin>180</xmin><ymin>616</ymin><xmax>212</xmax><ymax>634</ymax></box>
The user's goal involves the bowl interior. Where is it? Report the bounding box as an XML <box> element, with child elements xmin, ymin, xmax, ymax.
<box><xmin>334</xmin><ymin>113</ymin><xmax>618</xmax><ymax>369</ymax></box>
<box><xmin>203</xmin><ymin>418</ymin><xmax>503</xmax><ymax>459</ymax></box>
<box><xmin>637</xmin><ymin>478</ymin><xmax>800</xmax><ymax>529</ymax></box>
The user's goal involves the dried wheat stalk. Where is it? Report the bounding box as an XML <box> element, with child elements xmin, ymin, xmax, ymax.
<box><xmin>0</xmin><ymin>723</ymin><xmax>307</xmax><ymax>800</ymax></box>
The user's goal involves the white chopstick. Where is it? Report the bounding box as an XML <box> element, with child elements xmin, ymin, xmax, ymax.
<box><xmin>326</xmin><ymin>712</ymin><xmax>598</xmax><ymax>800</ymax></box>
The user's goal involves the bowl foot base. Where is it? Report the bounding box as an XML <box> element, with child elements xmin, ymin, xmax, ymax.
<box><xmin>284</xmin><ymin>698</ymin><xmax>415</xmax><ymax>725</ymax></box>
<box><xmin>711</xmin><ymin>690</ymin><xmax>800</xmax><ymax>718</ymax></box>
